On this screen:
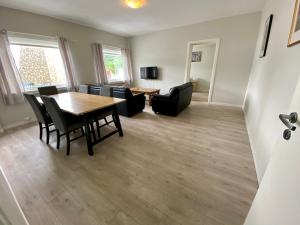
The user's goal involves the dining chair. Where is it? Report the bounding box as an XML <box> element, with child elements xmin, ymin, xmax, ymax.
<box><xmin>78</xmin><ymin>85</ymin><xmax>109</xmax><ymax>137</ymax></box>
<box><xmin>41</xmin><ymin>96</ymin><xmax>85</xmax><ymax>155</ymax></box>
<box><xmin>38</xmin><ymin>86</ymin><xmax>58</xmax><ymax>96</ymax></box>
<box><xmin>78</xmin><ymin>85</ymin><xmax>89</xmax><ymax>94</ymax></box>
<box><xmin>24</xmin><ymin>93</ymin><xmax>55</xmax><ymax>144</ymax></box>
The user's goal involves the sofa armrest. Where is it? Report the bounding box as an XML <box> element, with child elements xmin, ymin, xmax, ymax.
<box><xmin>131</xmin><ymin>92</ymin><xmax>145</xmax><ymax>102</ymax></box>
<box><xmin>133</xmin><ymin>92</ymin><xmax>145</xmax><ymax>98</ymax></box>
<box><xmin>152</xmin><ymin>93</ymin><xmax>172</xmax><ymax>100</ymax></box>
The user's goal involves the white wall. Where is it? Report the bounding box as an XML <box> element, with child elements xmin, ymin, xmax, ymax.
<box><xmin>243</xmin><ymin>0</ymin><xmax>300</xmax><ymax>182</ymax></box>
<box><xmin>130</xmin><ymin>12</ymin><xmax>261</xmax><ymax>106</ymax></box>
<box><xmin>190</xmin><ymin>44</ymin><xmax>216</xmax><ymax>92</ymax></box>
<box><xmin>0</xmin><ymin>6</ymin><xmax>128</xmax><ymax>129</ymax></box>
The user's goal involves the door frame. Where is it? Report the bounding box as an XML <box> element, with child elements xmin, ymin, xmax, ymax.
<box><xmin>184</xmin><ymin>38</ymin><xmax>221</xmax><ymax>104</ymax></box>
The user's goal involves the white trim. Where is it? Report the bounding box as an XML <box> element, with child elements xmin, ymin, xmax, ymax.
<box><xmin>102</xmin><ymin>44</ymin><xmax>122</xmax><ymax>51</ymax></box>
<box><xmin>184</xmin><ymin>38</ymin><xmax>221</xmax><ymax>104</ymax></box>
<box><xmin>0</xmin><ymin>167</ymin><xmax>30</xmax><ymax>225</ymax></box>
<box><xmin>108</xmin><ymin>81</ymin><xmax>125</xmax><ymax>85</ymax></box>
<box><xmin>8</xmin><ymin>31</ymin><xmax>59</xmax><ymax>48</ymax></box>
<box><xmin>210</xmin><ymin>101</ymin><xmax>242</xmax><ymax>108</ymax></box>
<box><xmin>7</xmin><ymin>31</ymin><xmax>58</xmax><ymax>41</ymax></box>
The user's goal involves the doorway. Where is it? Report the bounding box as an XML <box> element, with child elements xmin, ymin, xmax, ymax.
<box><xmin>184</xmin><ymin>38</ymin><xmax>220</xmax><ymax>103</ymax></box>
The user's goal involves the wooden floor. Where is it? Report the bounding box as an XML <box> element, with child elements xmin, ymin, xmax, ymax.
<box><xmin>192</xmin><ymin>92</ymin><xmax>209</xmax><ymax>102</ymax></box>
<box><xmin>0</xmin><ymin>101</ymin><xmax>257</xmax><ymax>225</ymax></box>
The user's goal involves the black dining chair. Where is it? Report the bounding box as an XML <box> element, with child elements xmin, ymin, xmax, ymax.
<box><xmin>78</xmin><ymin>85</ymin><xmax>109</xmax><ymax>137</ymax></box>
<box><xmin>38</xmin><ymin>86</ymin><xmax>58</xmax><ymax>96</ymax></box>
<box><xmin>24</xmin><ymin>93</ymin><xmax>55</xmax><ymax>144</ymax></box>
<box><xmin>41</xmin><ymin>96</ymin><xmax>85</xmax><ymax>155</ymax></box>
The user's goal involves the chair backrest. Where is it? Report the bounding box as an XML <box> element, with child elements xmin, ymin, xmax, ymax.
<box><xmin>100</xmin><ymin>86</ymin><xmax>113</xmax><ymax>97</ymax></box>
<box><xmin>24</xmin><ymin>93</ymin><xmax>47</xmax><ymax>124</ymax></box>
<box><xmin>78</xmin><ymin>85</ymin><xmax>89</xmax><ymax>94</ymax></box>
<box><xmin>38</xmin><ymin>86</ymin><xmax>58</xmax><ymax>96</ymax></box>
<box><xmin>41</xmin><ymin>96</ymin><xmax>67</xmax><ymax>132</ymax></box>
<box><xmin>112</xmin><ymin>87</ymin><xmax>133</xmax><ymax>99</ymax></box>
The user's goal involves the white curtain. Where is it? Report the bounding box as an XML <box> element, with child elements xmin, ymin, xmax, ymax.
<box><xmin>58</xmin><ymin>37</ymin><xmax>77</xmax><ymax>91</ymax></box>
<box><xmin>92</xmin><ymin>43</ymin><xmax>107</xmax><ymax>85</ymax></box>
<box><xmin>121</xmin><ymin>48</ymin><xmax>133</xmax><ymax>86</ymax></box>
<box><xmin>0</xmin><ymin>30</ymin><xmax>25</xmax><ymax>105</ymax></box>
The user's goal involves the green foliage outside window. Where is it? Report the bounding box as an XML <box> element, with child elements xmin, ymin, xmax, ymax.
<box><xmin>103</xmin><ymin>53</ymin><xmax>123</xmax><ymax>76</ymax></box>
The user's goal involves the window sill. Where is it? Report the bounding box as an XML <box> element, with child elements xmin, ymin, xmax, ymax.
<box><xmin>108</xmin><ymin>81</ymin><xmax>125</xmax><ymax>86</ymax></box>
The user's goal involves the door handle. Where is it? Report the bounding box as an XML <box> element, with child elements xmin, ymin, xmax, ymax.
<box><xmin>279</xmin><ymin>112</ymin><xmax>298</xmax><ymax>140</ymax></box>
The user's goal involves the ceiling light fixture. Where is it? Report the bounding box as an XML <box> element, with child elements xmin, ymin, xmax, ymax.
<box><xmin>124</xmin><ymin>0</ymin><xmax>146</xmax><ymax>9</ymax></box>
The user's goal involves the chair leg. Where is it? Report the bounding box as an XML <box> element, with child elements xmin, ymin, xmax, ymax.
<box><xmin>112</xmin><ymin>107</ymin><xmax>123</xmax><ymax>137</ymax></box>
<box><xmin>46</xmin><ymin>125</ymin><xmax>50</xmax><ymax>144</ymax></box>
<box><xmin>90</xmin><ymin>123</ymin><xmax>96</xmax><ymax>141</ymax></box>
<box><xmin>81</xmin><ymin>127</ymin><xmax>85</xmax><ymax>136</ymax></box>
<box><xmin>104</xmin><ymin>117</ymin><xmax>109</xmax><ymax>125</ymax></box>
<box><xmin>66</xmin><ymin>132</ymin><xmax>71</xmax><ymax>156</ymax></box>
<box><xmin>96</xmin><ymin>120</ymin><xmax>101</xmax><ymax>137</ymax></box>
<box><xmin>39</xmin><ymin>122</ymin><xmax>43</xmax><ymax>140</ymax></box>
<box><xmin>56</xmin><ymin>130</ymin><xmax>60</xmax><ymax>149</ymax></box>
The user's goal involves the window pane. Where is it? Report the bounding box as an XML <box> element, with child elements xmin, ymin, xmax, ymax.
<box><xmin>103</xmin><ymin>49</ymin><xmax>125</xmax><ymax>83</ymax></box>
<box><xmin>10</xmin><ymin>45</ymin><xmax>67</xmax><ymax>92</ymax></box>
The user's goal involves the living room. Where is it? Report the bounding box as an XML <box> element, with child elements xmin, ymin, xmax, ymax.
<box><xmin>1</xmin><ymin>0</ymin><xmax>300</xmax><ymax>225</ymax></box>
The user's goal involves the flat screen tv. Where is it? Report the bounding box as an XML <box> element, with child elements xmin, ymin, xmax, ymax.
<box><xmin>140</xmin><ymin>67</ymin><xmax>158</xmax><ymax>79</ymax></box>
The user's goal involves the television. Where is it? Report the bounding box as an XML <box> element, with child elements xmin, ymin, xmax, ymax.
<box><xmin>140</xmin><ymin>67</ymin><xmax>158</xmax><ymax>79</ymax></box>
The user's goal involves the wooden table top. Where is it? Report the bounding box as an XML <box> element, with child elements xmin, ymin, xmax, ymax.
<box><xmin>38</xmin><ymin>92</ymin><xmax>125</xmax><ymax>115</ymax></box>
<box><xmin>130</xmin><ymin>87</ymin><xmax>160</xmax><ymax>94</ymax></box>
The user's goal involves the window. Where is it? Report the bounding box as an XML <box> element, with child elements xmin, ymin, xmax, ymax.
<box><xmin>9</xmin><ymin>34</ymin><xmax>67</xmax><ymax>92</ymax></box>
<box><xmin>103</xmin><ymin>47</ymin><xmax>125</xmax><ymax>83</ymax></box>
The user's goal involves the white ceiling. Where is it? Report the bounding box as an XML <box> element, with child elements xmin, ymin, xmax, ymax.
<box><xmin>0</xmin><ymin>0</ymin><xmax>266</xmax><ymax>37</ymax></box>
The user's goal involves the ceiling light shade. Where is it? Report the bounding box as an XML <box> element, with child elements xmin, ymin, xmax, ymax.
<box><xmin>125</xmin><ymin>0</ymin><xmax>146</xmax><ymax>9</ymax></box>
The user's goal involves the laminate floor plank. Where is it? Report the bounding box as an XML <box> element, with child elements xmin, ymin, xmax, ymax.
<box><xmin>0</xmin><ymin>102</ymin><xmax>257</xmax><ymax>225</ymax></box>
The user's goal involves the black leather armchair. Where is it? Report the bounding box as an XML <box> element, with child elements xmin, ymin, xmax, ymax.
<box><xmin>112</xmin><ymin>87</ymin><xmax>146</xmax><ymax>117</ymax></box>
<box><xmin>152</xmin><ymin>82</ymin><xmax>193</xmax><ymax>116</ymax></box>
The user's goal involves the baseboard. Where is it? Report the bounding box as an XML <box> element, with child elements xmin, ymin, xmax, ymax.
<box><xmin>195</xmin><ymin>90</ymin><xmax>209</xmax><ymax>93</ymax></box>
<box><xmin>242</xmin><ymin>108</ymin><xmax>261</xmax><ymax>184</ymax></box>
<box><xmin>210</xmin><ymin>102</ymin><xmax>242</xmax><ymax>108</ymax></box>
<box><xmin>3</xmin><ymin>119</ymin><xmax>36</xmax><ymax>131</ymax></box>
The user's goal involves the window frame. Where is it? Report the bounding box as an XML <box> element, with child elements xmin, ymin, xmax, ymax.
<box><xmin>8</xmin><ymin>33</ymin><xmax>68</xmax><ymax>93</ymax></box>
<box><xmin>102</xmin><ymin>46</ymin><xmax>125</xmax><ymax>84</ymax></box>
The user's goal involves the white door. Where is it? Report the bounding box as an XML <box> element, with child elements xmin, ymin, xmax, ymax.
<box><xmin>244</xmin><ymin>75</ymin><xmax>300</xmax><ymax>225</ymax></box>
<box><xmin>0</xmin><ymin>167</ymin><xmax>29</xmax><ymax>225</ymax></box>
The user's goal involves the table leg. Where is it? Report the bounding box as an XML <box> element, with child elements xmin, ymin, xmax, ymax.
<box><xmin>149</xmin><ymin>94</ymin><xmax>153</xmax><ymax>106</ymax></box>
<box><xmin>113</xmin><ymin>106</ymin><xmax>123</xmax><ymax>137</ymax></box>
<box><xmin>84</xmin><ymin>116</ymin><xmax>94</xmax><ymax>156</ymax></box>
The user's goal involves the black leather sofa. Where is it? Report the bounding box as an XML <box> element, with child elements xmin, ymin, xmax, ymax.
<box><xmin>86</xmin><ymin>84</ymin><xmax>146</xmax><ymax>117</ymax></box>
<box><xmin>112</xmin><ymin>87</ymin><xmax>146</xmax><ymax>117</ymax></box>
<box><xmin>152</xmin><ymin>82</ymin><xmax>193</xmax><ymax>116</ymax></box>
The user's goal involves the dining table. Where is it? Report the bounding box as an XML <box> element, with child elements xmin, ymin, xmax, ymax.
<box><xmin>37</xmin><ymin>92</ymin><xmax>125</xmax><ymax>156</ymax></box>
